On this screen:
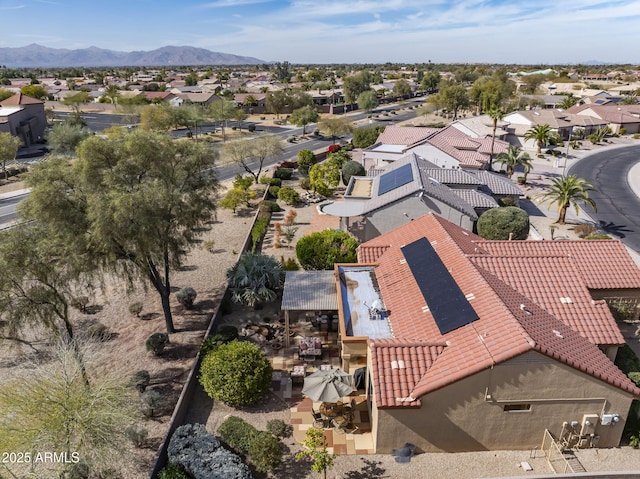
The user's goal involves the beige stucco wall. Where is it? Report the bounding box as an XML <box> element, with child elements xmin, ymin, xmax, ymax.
<box><xmin>372</xmin><ymin>351</ymin><xmax>634</xmax><ymax>453</ymax></box>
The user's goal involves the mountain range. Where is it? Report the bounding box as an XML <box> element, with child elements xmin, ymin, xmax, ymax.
<box><xmin>0</xmin><ymin>44</ymin><xmax>267</xmax><ymax>68</ymax></box>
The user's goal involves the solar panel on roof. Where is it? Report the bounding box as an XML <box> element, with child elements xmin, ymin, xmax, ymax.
<box><xmin>401</xmin><ymin>237</ymin><xmax>479</xmax><ymax>335</ymax></box>
<box><xmin>377</xmin><ymin>163</ymin><xmax>413</xmax><ymax>195</ymax></box>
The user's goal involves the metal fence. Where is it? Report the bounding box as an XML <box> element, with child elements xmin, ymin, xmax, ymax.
<box><xmin>541</xmin><ymin>429</ymin><xmax>579</xmax><ymax>474</ymax></box>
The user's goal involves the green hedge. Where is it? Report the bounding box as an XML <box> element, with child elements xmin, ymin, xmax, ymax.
<box><xmin>274</xmin><ymin>168</ymin><xmax>293</xmax><ymax>180</ymax></box>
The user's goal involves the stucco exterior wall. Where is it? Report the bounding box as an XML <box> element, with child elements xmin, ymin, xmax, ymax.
<box><xmin>409</xmin><ymin>144</ymin><xmax>462</xmax><ymax>169</ymax></box>
<box><xmin>372</xmin><ymin>351</ymin><xmax>633</xmax><ymax>453</ymax></box>
<box><xmin>2</xmin><ymin>104</ymin><xmax>47</xmax><ymax>146</ymax></box>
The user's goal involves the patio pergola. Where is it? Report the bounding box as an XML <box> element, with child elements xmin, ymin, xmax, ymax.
<box><xmin>281</xmin><ymin>270</ymin><xmax>338</xmax><ymax>347</ymax></box>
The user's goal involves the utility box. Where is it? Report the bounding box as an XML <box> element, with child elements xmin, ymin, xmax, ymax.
<box><xmin>601</xmin><ymin>413</ymin><xmax>620</xmax><ymax>426</ymax></box>
<box><xmin>581</xmin><ymin>414</ymin><xmax>599</xmax><ymax>435</ymax></box>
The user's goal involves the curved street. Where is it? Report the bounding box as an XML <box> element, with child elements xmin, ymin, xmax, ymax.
<box><xmin>568</xmin><ymin>144</ymin><xmax>640</xmax><ymax>253</ymax></box>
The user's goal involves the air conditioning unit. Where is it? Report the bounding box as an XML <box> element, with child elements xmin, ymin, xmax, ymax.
<box><xmin>601</xmin><ymin>413</ymin><xmax>620</xmax><ymax>426</ymax></box>
<box><xmin>580</xmin><ymin>414</ymin><xmax>599</xmax><ymax>435</ymax></box>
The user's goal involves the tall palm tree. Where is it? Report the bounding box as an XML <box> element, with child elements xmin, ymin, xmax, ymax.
<box><xmin>486</xmin><ymin>106</ymin><xmax>504</xmax><ymax>171</ymax></box>
<box><xmin>537</xmin><ymin>175</ymin><xmax>597</xmax><ymax>224</ymax></box>
<box><xmin>524</xmin><ymin>124</ymin><xmax>552</xmax><ymax>154</ymax></box>
<box><xmin>496</xmin><ymin>145</ymin><xmax>533</xmax><ymax>180</ymax></box>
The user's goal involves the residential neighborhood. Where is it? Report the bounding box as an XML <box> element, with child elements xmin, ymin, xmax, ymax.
<box><xmin>4</xmin><ymin>44</ymin><xmax>640</xmax><ymax>479</ymax></box>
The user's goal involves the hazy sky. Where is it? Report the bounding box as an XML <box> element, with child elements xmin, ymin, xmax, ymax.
<box><xmin>1</xmin><ymin>0</ymin><xmax>639</xmax><ymax>64</ymax></box>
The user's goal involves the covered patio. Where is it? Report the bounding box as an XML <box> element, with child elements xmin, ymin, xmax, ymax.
<box><xmin>281</xmin><ymin>270</ymin><xmax>340</xmax><ymax>347</ymax></box>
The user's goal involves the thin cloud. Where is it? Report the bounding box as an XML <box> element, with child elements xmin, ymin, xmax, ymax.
<box><xmin>200</xmin><ymin>0</ymin><xmax>272</xmax><ymax>7</ymax></box>
<box><xmin>0</xmin><ymin>4</ymin><xmax>25</xmax><ymax>9</ymax></box>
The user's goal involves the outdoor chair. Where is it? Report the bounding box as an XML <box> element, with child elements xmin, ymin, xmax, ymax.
<box><xmin>311</xmin><ymin>408</ymin><xmax>326</xmax><ymax>429</ymax></box>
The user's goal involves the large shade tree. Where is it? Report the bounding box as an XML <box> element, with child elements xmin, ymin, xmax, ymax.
<box><xmin>538</xmin><ymin>175</ymin><xmax>597</xmax><ymax>224</ymax></box>
<box><xmin>20</xmin><ymin>130</ymin><xmax>219</xmax><ymax>334</ymax></box>
<box><xmin>290</xmin><ymin>104</ymin><xmax>319</xmax><ymax>135</ymax></box>
<box><xmin>223</xmin><ymin>134</ymin><xmax>284</xmax><ymax>183</ymax></box>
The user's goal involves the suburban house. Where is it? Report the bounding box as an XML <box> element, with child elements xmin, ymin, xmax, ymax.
<box><xmin>332</xmin><ymin>213</ymin><xmax>640</xmax><ymax>453</ymax></box>
<box><xmin>322</xmin><ymin>153</ymin><xmax>522</xmax><ymax>241</ymax></box>
<box><xmin>141</xmin><ymin>91</ymin><xmax>178</xmax><ymax>105</ymax></box>
<box><xmin>502</xmin><ymin>110</ymin><xmax>607</xmax><ymax>148</ymax></box>
<box><xmin>0</xmin><ymin>93</ymin><xmax>47</xmax><ymax>146</ymax></box>
<box><xmin>567</xmin><ymin>104</ymin><xmax>640</xmax><ymax>134</ymax></box>
<box><xmin>362</xmin><ymin>125</ymin><xmax>510</xmax><ymax>170</ymax></box>
<box><xmin>450</xmin><ymin>114</ymin><xmax>509</xmax><ymax>140</ymax></box>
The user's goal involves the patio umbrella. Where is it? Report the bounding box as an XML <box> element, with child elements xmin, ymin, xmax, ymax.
<box><xmin>302</xmin><ymin>368</ymin><xmax>353</xmax><ymax>403</ymax></box>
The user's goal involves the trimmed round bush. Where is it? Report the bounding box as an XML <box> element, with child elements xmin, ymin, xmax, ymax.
<box><xmin>259</xmin><ymin>200</ymin><xmax>281</xmax><ymax>212</ymax></box>
<box><xmin>477</xmin><ymin>207</ymin><xmax>530</xmax><ymax>240</ymax></box>
<box><xmin>146</xmin><ymin>332</ymin><xmax>170</xmax><ymax>356</ymax></box>
<box><xmin>86</xmin><ymin>322</ymin><xmax>108</xmax><ymax>341</ymax></box>
<box><xmin>268</xmin><ymin>185</ymin><xmax>280</xmax><ymax>198</ymax></box>
<box><xmin>273</xmin><ymin>168</ymin><xmax>293</xmax><ymax>180</ymax></box>
<box><xmin>248</xmin><ymin>431</ymin><xmax>282</xmax><ymax>473</ymax></box>
<box><xmin>176</xmin><ymin>287</ymin><xmax>197</xmax><ymax>309</ymax></box>
<box><xmin>269</xmin><ymin>177</ymin><xmax>282</xmax><ymax>187</ymax></box>
<box><xmin>296</xmin><ymin>229</ymin><xmax>359</xmax><ymax>270</ymax></box>
<box><xmin>266</xmin><ymin>419</ymin><xmax>290</xmax><ymax>438</ymax></box>
<box><xmin>341</xmin><ymin>160</ymin><xmax>366</xmax><ymax>186</ymax></box>
<box><xmin>130</xmin><ymin>370</ymin><xmax>151</xmax><ymax>393</ymax></box>
<box><xmin>128</xmin><ymin>301</ymin><xmax>143</xmax><ymax>317</ymax></box>
<box><xmin>199</xmin><ymin>340</ymin><xmax>272</xmax><ymax>406</ymax></box>
<box><xmin>277</xmin><ymin>186</ymin><xmax>300</xmax><ymax>205</ymax></box>
<box><xmin>218</xmin><ymin>416</ymin><xmax>257</xmax><ymax>453</ymax></box>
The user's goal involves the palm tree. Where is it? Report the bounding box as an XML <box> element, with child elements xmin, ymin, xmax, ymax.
<box><xmin>486</xmin><ymin>106</ymin><xmax>504</xmax><ymax>171</ymax></box>
<box><xmin>537</xmin><ymin>175</ymin><xmax>597</xmax><ymax>224</ymax></box>
<box><xmin>524</xmin><ymin>124</ymin><xmax>552</xmax><ymax>154</ymax></box>
<box><xmin>496</xmin><ymin>145</ymin><xmax>533</xmax><ymax>180</ymax></box>
<box><xmin>226</xmin><ymin>253</ymin><xmax>284</xmax><ymax>308</ymax></box>
<box><xmin>558</xmin><ymin>94</ymin><xmax>578</xmax><ymax>110</ymax></box>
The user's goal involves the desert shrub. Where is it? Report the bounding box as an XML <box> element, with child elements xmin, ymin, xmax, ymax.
<box><xmin>352</xmin><ymin>124</ymin><xmax>385</xmax><ymax>148</ymax></box>
<box><xmin>268</xmin><ymin>185</ymin><xmax>280</xmax><ymax>198</ymax></box>
<box><xmin>259</xmin><ymin>175</ymin><xmax>272</xmax><ymax>185</ymax></box>
<box><xmin>574</xmin><ymin>224</ymin><xmax>597</xmax><ymax>238</ymax></box>
<box><xmin>158</xmin><ymin>463</ymin><xmax>193</xmax><ymax>479</ymax></box>
<box><xmin>585</xmin><ymin>233</ymin><xmax>612</xmax><ymax>240</ymax></box>
<box><xmin>218</xmin><ymin>416</ymin><xmax>258</xmax><ymax>453</ymax></box>
<box><xmin>176</xmin><ymin>287</ymin><xmax>197</xmax><ymax>309</ymax></box>
<box><xmin>279</xmin><ymin>160</ymin><xmax>298</xmax><ymax>169</ymax></box>
<box><xmin>86</xmin><ymin>322</ymin><xmax>108</xmax><ymax>341</ymax></box>
<box><xmin>274</xmin><ymin>168</ymin><xmax>293</xmax><ymax>180</ymax></box>
<box><xmin>620</xmin><ymin>128</ymin><xmax>627</xmax><ymax>135</ymax></box>
<box><xmin>328</xmin><ymin>144</ymin><xmax>341</xmax><ymax>154</ymax></box>
<box><xmin>297</xmin><ymin>149</ymin><xmax>317</xmax><ymax>175</ymax></box>
<box><xmin>266</xmin><ymin>419</ymin><xmax>290</xmax><ymax>438</ymax></box>
<box><xmin>70</xmin><ymin>296</ymin><xmax>90</xmax><ymax>313</ymax></box>
<box><xmin>477</xmin><ymin>207</ymin><xmax>529</xmax><ymax>241</ymax></box>
<box><xmin>247</xmin><ymin>431</ymin><xmax>282</xmax><ymax>473</ymax></box>
<box><xmin>130</xmin><ymin>370</ymin><xmax>151</xmax><ymax>393</ymax></box>
<box><xmin>251</xmin><ymin>218</ymin><xmax>270</xmax><ymax>253</ymax></box>
<box><xmin>299</xmin><ymin>177</ymin><xmax>311</xmax><ymax>190</ymax></box>
<box><xmin>296</xmin><ymin>229</ymin><xmax>359</xmax><ymax>270</ymax></box>
<box><xmin>498</xmin><ymin>196</ymin><xmax>517</xmax><ymax>207</ymax></box>
<box><xmin>199</xmin><ymin>341</ymin><xmax>272</xmax><ymax>406</ymax></box>
<box><xmin>140</xmin><ymin>389</ymin><xmax>162</xmax><ymax>418</ymax></box>
<box><xmin>277</xmin><ymin>186</ymin><xmax>300</xmax><ymax>205</ymax></box>
<box><xmin>269</xmin><ymin>177</ymin><xmax>282</xmax><ymax>187</ymax></box>
<box><xmin>259</xmin><ymin>200</ymin><xmax>281</xmax><ymax>212</ymax></box>
<box><xmin>61</xmin><ymin>462</ymin><xmax>90</xmax><ymax>479</ymax></box>
<box><xmin>233</xmin><ymin>174</ymin><xmax>253</xmax><ymax>191</ymax></box>
<box><xmin>634</xmin><ymin>133</ymin><xmax>640</xmax><ymax>140</ymax></box>
<box><xmin>200</xmin><ymin>327</ymin><xmax>238</xmax><ymax>356</ymax></box>
<box><xmin>146</xmin><ymin>332</ymin><xmax>170</xmax><ymax>356</ymax></box>
<box><xmin>125</xmin><ymin>424</ymin><xmax>148</xmax><ymax>447</ymax></box>
<box><xmin>629</xmin><ymin>372</ymin><xmax>640</xmax><ymax>387</ymax></box>
<box><xmin>167</xmin><ymin>424</ymin><xmax>252</xmax><ymax>479</ymax></box>
<box><xmin>202</xmin><ymin>240</ymin><xmax>216</xmax><ymax>253</ymax></box>
<box><xmin>280</xmin><ymin>256</ymin><xmax>299</xmax><ymax>271</ymax></box>
<box><xmin>128</xmin><ymin>301</ymin><xmax>143</xmax><ymax>317</ymax></box>
<box><xmin>341</xmin><ymin>160</ymin><xmax>366</xmax><ymax>186</ymax></box>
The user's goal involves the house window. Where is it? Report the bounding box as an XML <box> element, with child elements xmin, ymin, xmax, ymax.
<box><xmin>503</xmin><ymin>403</ymin><xmax>531</xmax><ymax>412</ymax></box>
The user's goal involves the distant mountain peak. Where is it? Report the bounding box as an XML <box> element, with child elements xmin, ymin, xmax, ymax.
<box><xmin>0</xmin><ymin>44</ymin><xmax>267</xmax><ymax>67</ymax></box>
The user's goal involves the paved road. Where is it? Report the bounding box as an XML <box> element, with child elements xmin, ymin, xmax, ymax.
<box><xmin>0</xmin><ymin>192</ymin><xmax>29</xmax><ymax>227</ymax></box>
<box><xmin>569</xmin><ymin>144</ymin><xmax>640</xmax><ymax>252</ymax></box>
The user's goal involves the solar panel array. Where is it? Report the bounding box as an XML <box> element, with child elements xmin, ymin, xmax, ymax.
<box><xmin>401</xmin><ymin>237</ymin><xmax>479</xmax><ymax>335</ymax></box>
<box><xmin>377</xmin><ymin>163</ymin><xmax>414</xmax><ymax>196</ymax></box>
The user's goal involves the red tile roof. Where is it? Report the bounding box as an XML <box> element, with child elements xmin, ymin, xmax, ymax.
<box><xmin>375</xmin><ymin>126</ymin><xmax>439</xmax><ymax>147</ymax></box>
<box><xmin>469</xmin><ymin>255</ymin><xmax>624</xmax><ymax>345</ymax></box>
<box><xmin>361</xmin><ymin>213</ymin><xmax>640</xmax><ymax>408</ymax></box>
<box><xmin>0</xmin><ymin>93</ymin><xmax>43</xmax><ymax>106</ymax></box>
<box><xmin>476</xmin><ymin>240</ymin><xmax>640</xmax><ymax>290</ymax></box>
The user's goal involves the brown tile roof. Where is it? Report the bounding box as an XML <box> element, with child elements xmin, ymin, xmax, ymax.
<box><xmin>375</xmin><ymin>126</ymin><xmax>439</xmax><ymax>147</ymax></box>
<box><xmin>0</xmin><ymin>93</ymin><xmax>43</xmax><ymax>106</ymax></box>
<box><xmin>469</xmin><ymin>255</ymin><xmax>624</xmax><ymax>345</ymax></box>
<box><xmin>427</xmin><ymin>126</ymin><xmax>509</xmax><ymax>169</ymax></box>
<box><xmin>361</xmin><ymin>213</ymin><xmax>640</xmax><ymax>408</ymax></box>
<box><xmin>476</xmin><ymin>240</ymin><xmax>640</xmax><ymax>290</ymax></box>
